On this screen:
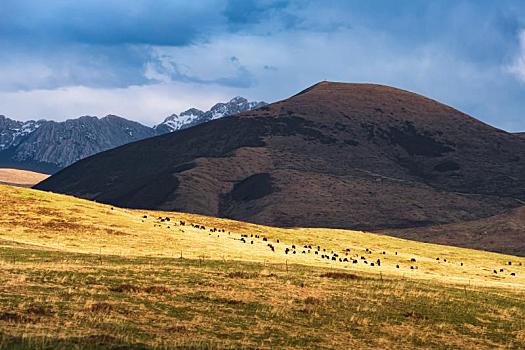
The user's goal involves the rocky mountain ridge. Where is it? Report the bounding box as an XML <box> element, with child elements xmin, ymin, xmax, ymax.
<box><xmin>0</xmin><ymin>97</ymin><xmax>266</xmax><ymax>173</ymax></box>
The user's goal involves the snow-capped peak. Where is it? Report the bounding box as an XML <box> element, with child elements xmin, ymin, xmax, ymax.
<box><xmin>154</xmin><ymin>97</ymin><xmax>267</xmax><ymax>134</ymax></box>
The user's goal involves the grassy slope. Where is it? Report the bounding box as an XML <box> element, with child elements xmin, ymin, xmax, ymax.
<box><xmin>1</xmin><ymin>184</ymin><xmax>524</xmax><ymax>349</ymax></box>
<box><xmin>0</xmin><ymin>168</ymin><xmax>49</xmax><ymax>187</ymax></box>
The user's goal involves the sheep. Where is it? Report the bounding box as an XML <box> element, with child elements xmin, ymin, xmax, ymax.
<box><xmin>396</xmin><ymin>265</ymin><xmax>400</xmax><ymax>268</ymax></box>
<box><xmin>352</xmin><ymin>260</ymin><xmax>358</xmax><ymax>264</ymax></box>
<box><xmin>240</xmin><ymin>238</ymin><xmax>246</xmax><ymax>243</ymax></box>
<box><xmin>343</xmin><ymin>258</ymin><xmax>348</xmax><ymax>262</ymax></box>
<box><xmin>376</xmin><ymin>259</ymin><xmax>381</xmax><ymax>266</ymax></box>
<box><xmin>143</xmin><ymin>215</ymin><xmax>148</xmax><ymax>219</ymax></box>
<box><xmin>315</xmin><ymin>251</ymin><xmax>319</xmax><ymax>255</ymax></box>
<box><xmin>179</xmin><ymin>220</ymin><xmax>185</xmax><ymax>226</ymax></box>
<box><xmin>410</xmin><ymin>258</ymin><xmax>417</xmax><ymax>262</ymax></box>
<box><xmin>370</xmin><ymin>263</ymin><xmax>375</xmax><ymax>266</ymax></box>
<box><xmin>263</xmin><ymin>237</ymin><xmax>268</xmax><ymax>242</ymax></box>
<box><xmin>511</xmin><ymin>273</ymin><xmax>516</xmax><ymax>276</ymax></box>
<box><xmin>332</xmin><ymin>256</ymin><xmax>336</xmax><ymax>261</ymax></box>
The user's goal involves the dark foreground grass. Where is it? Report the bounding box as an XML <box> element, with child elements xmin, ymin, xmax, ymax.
<box><xmin>0</xmin><ymin>240</ymin><xmax>524</xmax><ymax>349</ymax></box>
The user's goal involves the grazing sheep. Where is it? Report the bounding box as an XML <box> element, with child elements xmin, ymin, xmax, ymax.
<box><xmin>343</xmin><ymin>258</ymin><xmax>348</xmax><ymax>262</ymax></box>
<box><xmin>376</xmin><ymin>259</ymin><xmax>381</xmax><ymax>266</ymax></box>
<box><xmin>370</xmin><ymin>263</ymin><xmax>375</xmax><ymax>266</ymax></box>
<box><xmin>263</xmin><ymin>237</ymin><xmax>268</xmax><ymax>242</ymax></box>
<box><xmin>500</xmin><ymin>269</ymin><xmax>504</xmax><ymax>272</ymax></box>
<box><xmin>241</xmin><ymin>238</ymin><xmax>246</xmax><ymax>243</ymax></box>
<box><xmin>460</xmin><ymin>262</ymin><xmax>463</xmax><ymax>266</ymax></box>
<box><xmin>494</xmin><ymin>270</ymin><xmax>498</xmax><ymax>274</ymax></box>
<box><xmin>410</xmin><ymin>266</ymin><xmax>414</xmax><ymax>270</ymax></box>
<box><xmin>292</xmin><ymin>245</ymin><xmax>296</xmax><ymax>249</ymax></box>
<box><xmin>143</xmin><ymin>215</ymin><xmax>148</xmax><ymax>219</ymax></box>
<box><xmin>353</xmin><ymin>260</ymin><xmax>358</xmax><ymax>264</ymax></box>
<box><xmin>315</xmin><ymin>251</ymin><xmax>319</xmax><ymax>255</ymax></box>
<box><xmin>276</xmin><ymin>239</ymin><xmax>280</xmax><ymax>243</ymax></box>
<box><xmin>293</xmin><ymin>251</ymin><xmax>296</xmax><ymax>254</ymax></box>
<box><xmin>332</xmin><ymin>256</ymin><xmax>336</xmax><ymax>261</ymax></box>
<box><xmin>436</xmin><ymin>258</ymin><xmax>440</xmax><ymax>261</ymax></box>
<box><xmin>511</xmin><ymin>273</ymin><xmax>516</xmax><ymax>276</ymax></box>
<box><xmin>179</xmin><ymin>220</ymin><xmax>185</xmax><ymax>226</ymax></box>
<box><xmin>410</xmin><ymin>258</ymin><xmax>417</xmax><ymax>262</ymax></box>
<box><xmin>302</xmin><ymin>251</ymin><xmax>306</xmax><ymax>254</ymax></box>
<box><xmin>396</xmin><ymin>265</ymin><xmax>400</xmax><ymax>268</ymax></box>
<box><xmin>251</xmin><ymin>241</ymin><xmax>254</xmax><ymax>244</ymax></box>
<box><xmin>508</xmin><ymin>261</ymin><xmax>512</xmax><ymax>266</ymax></box>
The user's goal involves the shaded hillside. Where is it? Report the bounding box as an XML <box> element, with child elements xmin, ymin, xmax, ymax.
<box><xmin>384</xmin><ymin>206</ymin><xmax>525</xmax><ymax>257</ymax></box>
<box><xmin>36</xmin><ymin>81</ymin><xmax>525</xmax><ymax>234</ymax></box>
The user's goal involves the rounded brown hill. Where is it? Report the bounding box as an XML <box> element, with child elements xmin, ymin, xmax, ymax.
<box><xmin>35</xmin><ymin>81</ymin><xmax>525</xmax><ymax>231</ymax></box>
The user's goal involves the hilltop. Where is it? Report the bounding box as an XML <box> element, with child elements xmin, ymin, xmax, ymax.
<box><xmin>36</xmin><ymin>81</ymin><xmax>525</xmax><ymax>255</ymax></box>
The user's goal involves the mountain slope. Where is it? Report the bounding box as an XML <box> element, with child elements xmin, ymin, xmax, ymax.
<box><xmin>36</xmin><ymin>82</ymin><xmax>525</xmax><ymax>247</ymax></box>
<box><xmin>0</xmin><ymin>115</ymin><xmax>157</xmax><ymax>173</ymax></box>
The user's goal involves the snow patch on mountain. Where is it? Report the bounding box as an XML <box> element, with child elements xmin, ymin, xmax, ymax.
<box><xmin>154</xmin><ymin>97</ymin><xmax>267</xmax><ymax>133</ymax></box>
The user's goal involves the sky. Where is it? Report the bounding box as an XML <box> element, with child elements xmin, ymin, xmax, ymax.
<box><xmin>0</xmin><ymin>0</ymin><xmax>524</xmax><ymax>131</ymax></box>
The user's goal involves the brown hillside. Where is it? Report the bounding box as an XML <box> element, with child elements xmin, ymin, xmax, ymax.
<box><xmin>36</xmin><ymin>82</ymin><xmax>525</xmax><ymax>250</ymax></box>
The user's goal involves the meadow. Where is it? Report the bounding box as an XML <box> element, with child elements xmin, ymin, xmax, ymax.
<box><xmin>0</xmin><ymin>184</ymin><xmax>524</xmax><ymax>349</ymax></box>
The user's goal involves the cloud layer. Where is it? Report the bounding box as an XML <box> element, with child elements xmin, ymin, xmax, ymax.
<box><xmin>0</xmin><ymin>0</ymin><xmax>524</xmax><ymax>130</ymax></box>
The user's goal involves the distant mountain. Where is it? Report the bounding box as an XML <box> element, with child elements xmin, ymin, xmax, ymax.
<box><xmin>0</xmin><ymin>97</ymin><xmax>266</xmax><ymax>173</ymax></box>
<box><xmin>154</xmin><ymin>97</ymin><xmax>267</xmax><ymax>133</ymax></box>
<box><xmin>36</xmin><ymin>81</ymin><xmax>525</xmax><ymax>255</ymax></box>
<box><xmin>0</xmin><ymin>115</ymin><xmax>156</xmax><ymax>173</ymax></box>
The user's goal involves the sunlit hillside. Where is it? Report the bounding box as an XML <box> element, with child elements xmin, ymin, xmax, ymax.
<box><xmin>0</xmin><ymin>168</ymin><xmax>48</xmax><ymax>187</ymax></box>
<box><xmin>1</xmin><ymin>184</ymin><xmax>524</xmax><ymax>349</ymax></box>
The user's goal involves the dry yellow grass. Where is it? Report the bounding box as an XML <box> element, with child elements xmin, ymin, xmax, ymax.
<box><xmin>0</xmin><ymin>168</ymin><xmax>48</xmax><ymax>187</ymax></box>
<box><xmin>0</xmin><ymin>184</ymin><xmax>523</xmax><ymax>290</ymax></box>
<box><xmin>1</xmin><ymin>184</ymin><xmax>524</xmax><ymax>349</ymax></box>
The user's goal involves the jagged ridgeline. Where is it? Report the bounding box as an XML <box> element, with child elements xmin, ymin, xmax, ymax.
<box><xmin>0</xmin><ymin>97</ymin><xmax>266</xmax><ymax>173</ymax></box>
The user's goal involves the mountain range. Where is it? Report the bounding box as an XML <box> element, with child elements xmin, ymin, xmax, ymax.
<box><xmin>0</xmin><ymin>97</ymin><xmax>266</xmax><ymax>173</ymax></box>
<box><xmin>35</xmin><ymin>81</ymin><xmax>525</xmax><ymax>255</ymax></box>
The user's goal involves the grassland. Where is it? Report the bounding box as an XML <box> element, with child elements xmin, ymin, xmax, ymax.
<box><xmin>0</xmin><ymin>184</ymin><xmax>524</xmax><ymax>349</ymax></box>
<box><xmin>0</xmin><ymin>169</ymin><xmax>49</xmax><ymax>187</ymax></box>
